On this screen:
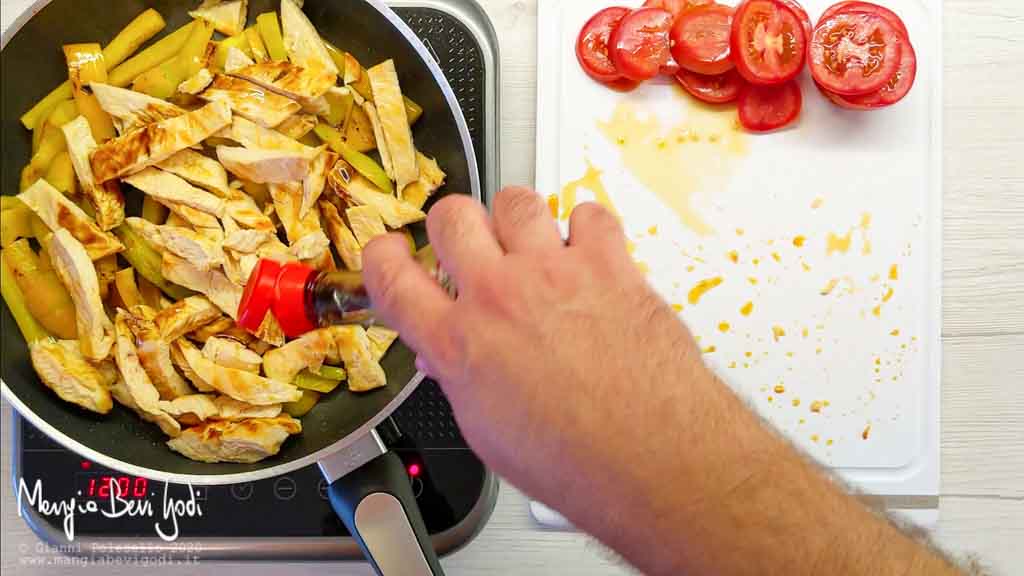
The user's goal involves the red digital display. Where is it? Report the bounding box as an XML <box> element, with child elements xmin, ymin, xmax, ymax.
<box><xmin>81</xmin><ymin>475</ymin><xmax>149</xmax><ymax>499</ymax></box>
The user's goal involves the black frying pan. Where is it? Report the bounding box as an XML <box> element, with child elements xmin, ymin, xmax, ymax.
<box><xmin>0</xmin><ymin>1</ymin><xmax>480</xmax><ymax>574</ymax></box>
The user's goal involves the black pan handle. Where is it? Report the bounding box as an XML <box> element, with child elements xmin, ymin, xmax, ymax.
<box><xmin>320</xmin><ymin>432</ymin><xmax>445</xmax><ymax>575</ymax></box>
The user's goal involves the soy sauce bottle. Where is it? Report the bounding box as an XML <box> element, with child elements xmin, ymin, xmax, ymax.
<box><xmin>237</xmin><ymin>246</ymin><xmax>451</xmax><ymax>338</ymax></box>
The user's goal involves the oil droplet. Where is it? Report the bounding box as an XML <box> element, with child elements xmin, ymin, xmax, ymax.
<box><xmin>728</xmin><ymin>250</ymin><xmax>739</xmax><ymax>263</ymax></box>
<box><xmin>626</xmin><ymin>240</ymin><xmax>637</xmax><ymax>255</ymax></box>
<box><xmin>671</xmin><ymin>303</ymin><xmax>684</xmax><ymax>313</ymax></box>
<box><xmin>890</xmin><ymin>329</ymin><xmax>900</xmax><ymax>336</ymax></box>
<box><xmin>703</xmin><ymin>345</ymin><xmax>717</xmax><ymax>354</ymax></box>
<box><xmin>862</xmin><ymin>425</ymin><xmax>872</xmax><ymax>440</ymax></box>
<box><xmin>826</xmin><ymin>230</ymin><xmax>854</xmax><ymax>256</ymax></box>
<box><xmin>870</xmin><ymin>274</ymin><xmax>881</xmax><ymax>283</ymax></box>
<box><xmin>785</xmin><ymin>351</ymin><xmax>794</xmax><ymax>358</ymax></box>
<box><xmin>686</xmin><ymin>265</ymin><xmax>696</xmax><ymax>273</ymax></box>
<box><xmin>736</xmin><ymin>228</ymin><xmax>745</xmax><ymax>236</ymax></box>
<box><xmin>772</xmin><ymin>326</ymin><xmax>786</xmax><ymax>341</ymax></box>
<box><xmin>811</xmin><ymin>434</ymin><xmax>820</xmax><ymax>443</ymax></box>
<box><xmin>889</xmin><ymin>264</ymin><xmax>899</xmax><ymax>281</ymax></box>
<box><xmin>771</xmin><ymin>252</ymin><xmax>781</xmax><ymax>263</ymax></box>
<box><xmin>816</xmin><ymin>348</ymin><xmax>822</xmax><ymax>355</ymax></box>
<box><xmin>728</xmin><ymin>361</ymin><xmax>737</xmax><ymax>368</ymax></box>
<box><xmin>636</xmin><ymin>261</ymin><xmax>650</xmax><ymax>274</ymax></box>
<box><xmin>799</xmin><ymin>418</ymin><xmax>806</xmax><ymax>425</ymax></box>
<box><xmin>560</xmin><ymin>160</ymin><xmax>619</xmax><ymax>221</ymax></box>
<box><xmin>740</xmin><ymin>301</ymin><xmax>754</xmax><ymax>316</ymax></box>
<box><xmin>547</xmin><ymin>195</ymin><xmax>559</xmax><ymax>218</ymax></box>
<box><xmin>793</xmin><ymin>235</ymin><xmax>806</xmax><ymax>248</ymax></box>
<box><xmin>597</xmin><ymin>98</ymin><xmax>748</xmax><ymax>235</ymax></box>
<box><xmin>882</xmin><ymin>286</ymin><xmax>894</xmax><ymax>302</ymax></box>
<box><xmin>648</xmin><ymin>225</ymin><xmax>659</xmax><ymax>236</ymax></box>
<box><xmin>718</xmin><ymin>322</ymin><xmax>731</xmax><ymax>333</ymax></box>
<box><xmin>872</xmin><ymin>305</ymin><xmax>882</xmax><ymax>317</ymax></box>
<box><xmin>826</xmin><ymin>439</ymin><xmax>834</xmax><ymax>446</ymax></box>
<box><xmin>748</xmin><ymin>277</ymin><xmax>758</xmax><ymax>285</ymax></box>
<box><xmin>801</xmin><ymin>327</ymin><xmax>809</xmax><ymax>338</ymax></box>
<box><xmin>810</xmin><ymin>401</ymin><xmax>824</xmax><ymax>413</ymax></box>
<box><xmin>792</xmin><ymin>398</ymin><xmax>801</xmax><ymax>407</ymax></box>
<box><xmin>752</xmin><ymin>258</ymin><xmax>760</xmax><ymax>266</ymax></box>
<box><xmin>744</xmin><ymin>351</ymin><xmax>753</xmax><ymax>358</ymax></box>
<box><xmin>811</xmin><ymin>197</ymin><xmax>824</xmax><ymax>209</ymax></box>
<box><xmin>688</xmin><ymin>277</ymin><xmax>723</xmax><ymax>305</ymax></box>
<box><xmin>821</xmin><ymin>278</ymin><xmax>839</xmax><ymax>296</ymax></box>
<box><xmin>801</xmin><ymin>261</ymin><xmax>812</xmax><ymax>272</ymax></box>
<box><xmin>774</xmin><ymin>384</ymin><xmax>786</xmax><ymax>394</ymax></box>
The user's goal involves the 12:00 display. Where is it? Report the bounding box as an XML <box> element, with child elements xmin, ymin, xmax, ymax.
<box><xmin>82</xmin><ymin>475</ymin><xmax>149</xmax><ymax>499</ymax></box>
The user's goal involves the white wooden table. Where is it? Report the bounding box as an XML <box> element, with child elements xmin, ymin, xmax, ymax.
<box><xmin>2</xmin><ymin>0</ymin><xmax>1022</xmax><ymax>574</ymax></box>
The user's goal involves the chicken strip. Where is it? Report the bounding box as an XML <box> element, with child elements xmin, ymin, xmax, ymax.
<box><xmin>280</xmin><ymin>0</ymin><xmax>338</xmax><ymax>76</ymax></box>
<box><xmin>213</xmin><ymin>396</ymin><xmax>282</xmax><ymax>420</ymax></box>
<box><xmin>262</xmin><ymin>327</ymin><xmax>335</xmax><ymax>383</ymax></box>
<box><xmin>230</xmin><ymin>61</ymin><xmax>335</xmax><ymax>108</ymax></box>
<box><xmin>289</xmin><ymin>230</ymin><xmax>330</xmax><ymax>261</ymax></box>
<box><xmin>330</xmin><ymin>168</ymin><xmax>425</xmax><ymax>228</ymax></box>
<box><xmin>217</xmin><ymin>146</ymin><xmax>318</xmax><ymax>184</ymax></box>
<box><xmin>29</xmin><ymin>339</ymin><xmax>113</xmax><ymax>414</ymax></box>
<box><xmin>158</xmin><ymin>394</ymin><xmax>219</xmax><ymax>426</ymax></box>
<box><xmin>61</xmin><ymin>116</ymin><xmax>126</xmax><ymax>230</ymax></box>
<box><xmin>366</xmin><ymin>326</ymin><xmax>400</xmax><ymax>363</ymax></box>
<box><xmin>91</xmin><ymin>83</ymin><xmax>185</xmax><ymax>134</ymax></box>
<box><xmin>114</xmin><ymin>311</ymin><xmax>182</xmax><ymax>437</ymax></box>
<box><xmin>269</xmin><ymin>181</ymin><xmax>322</xmax><ymax>245</ymax></box>
<box><xmin>200</xmin><ymin>75</ymin><xmax>300</xmax><ymax>129</ymax></box>
<box><xmin>224</xmin><ymin>190</ymin><xmax>276</xmax><ymax>232</ymax></box>
<box><xmin>179</xmin><ymin>67</ymin><xmax>215</xmax><ymax>95</ymax></box>
<box><xmin>122</xmin><ymin>307</ymin><xmax>193</xmax><ymax>400</ymax></box>
<box><xmin>124</xmin><ymin>217</ymin><xmax>168</xmax><ymax>252</ymax></box>
<box><xmin>254</xmin><ymin>312</ymin><xmax>287</xmax><ymax>348</ymax></box>
<box><xmin>156</xmin><ymin>225</ymin><xmax>224</xmax><ymax>271</ymax></box>
<box><xmin>223</xmin><ymin>229</ymin><xmax>273</xmax><ymax>253</ymax></box>
<box><xmin>346</xmin><ymin>205</ymin><xmax>387</xmax><ymax>247</ymax></box>
<box><xmin>162</xmin><ymin>253</ymin><xmax>242</xmax><ymax>319</ymax></box>
<box><xmin>320</xmin><ymin>200</ymin><xmax>363</xmax><ymax>271</ymax></box>
<box><xmin>171</xmin><ymin>339</ymin><xmax>215</xmax><ymax>392</ymax></box>
<box><xmin>19</xmin><ymin>179</ymin><xmax>124</xmax><ymax>260</ymax></box>
<box><xmin>222</xmin><ymin>115</ymin><xmax>313</xmax><ymax>153</ymax></box>
<box><xmin>166</xmin><ymin>414</ymin><xmax>301</xmax><ymax>464</ymax></box>
<box><xmin>190</xmin><ymin>0</ymin><xmax>248</xmax><ymax>37</ymax></box>
<box><xmin>224</xmin><ymin>45</ymin><xmax>256</xmax><ymax>74</ymax></box>
<box><xmin>275</xmin><ymin>114</ymin><xmax>317</xmax><ymax>140</ymax></box>
<box><xmin>154</xmin><ymin>295</ymin><xmax>222</xmax><ymax>341</ymax></box>
<box><xmin>402</xmin><ymin>152</ymin><xmax>447</xmax><ymax>211</ymax></box>
<box><xmin>177</xmin><ymin>339</ymin><xmax>302</xmax><ymax>405</ymax></box>
<box><xmin>123</xmin><ymin>168</ymin><xmax>226</xmax><ymax>218</ymax></box>
<box><xmin>329</xmin><ymin>325</ymin><xmax>386</xmax><ymax>392</ymax></box>
<box><xmin>367</xmin><ymin>60</ymin><xmax>419</xmax><ymax>194</ymax></box>
<box><xmin>91</xmin><ymin>101</ymin><xmax>232</xmax><ymax>183</ymax></box>
<box><xmin>47</xmin><ymin>229</ymin><xmax>114</xmax><ymax>361</ymax></box>
<box><xmin>203</xmin><ymin>336</ymin><xmax>263</xmax><ymax>373</ymax></box>
<box><xmin>156</xmin><ymin>149</ymin><xmax>230</xmax><ymax>196</ymax></box>
<box><xmin>301</xmin><ymin>148</ymin><xmax>336</xmax><ymax>218</ymax></box>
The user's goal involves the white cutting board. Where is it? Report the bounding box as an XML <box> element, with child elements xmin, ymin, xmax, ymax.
<box><xmin>534</xmin><ymin>0</ymin><xmax>941</xmax><ymax>525</ymax></box>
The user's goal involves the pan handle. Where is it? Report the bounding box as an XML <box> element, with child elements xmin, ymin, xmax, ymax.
<box><xmin>320</xmin><ymin>431</ymin><xmax>445</xmax><ymax>575</ymax></box>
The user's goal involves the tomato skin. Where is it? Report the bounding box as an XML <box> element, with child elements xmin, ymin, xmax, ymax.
<box><xmin>730</xmin><ymin>0</ymin><xmax>808</xmax><ymax>86</ymax></box>
<box><xmin>675</xmin><ymin>69</ymin><xmax>745</xmax><ymax>103</ymax></box>
<box><xmin>738</xmin><ymin>80</ymin><xmax>802</xmax><ymax>131</ymax></box>
<box><xmin>609</xmin><ymin>8</ymin><xmax>675</xmax><ymax>82</ymax></box>
<box><xmin>818</xmin><ymin>1</ymin><xmax>909</xmax><ymax>39</ymax></box>
<box><xmin>822</xmin><ymin>36</ymin><xmax>916</xmax><ymax>109</ymax></box>
<box><xmin>576</xmin><ymin>7</ymin><xmax>632</xmax><ymax>83</ymax></box>
<box><xmin>643</xmin><ymin>0</ymin><xmax>713</xmax><ymax>17</ymax></box>
<box><xmin>776</xmin><ymin>0</ymin><xmax>812</xmax><ymax>39</ymax></box>
<box><xmin>670</xmin><ymin>4</ymin><xmax>735</xmax><ymax>76</ymax></box>
<box><xmin>809</xmin><ymin>11</ymin><xmax>902</xmax><ymax>96</ymax></box>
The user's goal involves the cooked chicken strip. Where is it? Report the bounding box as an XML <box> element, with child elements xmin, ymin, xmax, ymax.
<box><xmin>123</xmin><ymin>168</ymin><xmax>226</xmax><ymax>218</ymax></box>
<box><xmin>269</xmin><ymin>181</ymin><xmax>322</xmax><ymax>245</ymax></box>
<box><xmin>91</xmin><ymin>101</ymin><xmax>232</xmax><ymax>183</ymax></box>
<box><xmin>90</xmin><ymin>83</ymin><xmax>185</xmax><ymax>134</ymax></box>
<box><xmin>366</xmin><ymin>326</ymin><xmax>400</xmax><ymax>363</ymax></box>
<box><xmin>213</xmin><ymin>396</ymin><xmax>282</xmax><ymax>420</ymax></box>
<box><xmin>61</xmin><ymin>116</ymin><xmax>126</xmax><ymax>230</ymax></box>
<box><xmin>123</xmin><ymin>306</ymin><xmax>194</xmax><ymax>400</ymax></box>
<box><xmin>221</xmin><ymin>248</ymin><xmax>253</xmax><ymax>286</ymax></box>
<box><xmin>330</xmin><ymin>168</ymin><xmax>425</xmax><ymax>228</ymax></box>
<box><xmin>329</xmin><ymin>325</ymin><xmax>387</xmax><ymax>392</ymax></box>
<box><xmin>114</xmin><ymin>311</ymin><xmax>182</xmax><ymax>437</ymax></box>
<box><xmin>189</xmin><ymin>0</ymin><xmax>248</xmax><ymax>37</ymax></box>
<box><xmin>158</xmin><ymin>394</ymin><xmax>219</xmax><ymax>426</ymax></box>
<box><xmin>301</xmin><ymin>148</ymin><xmax>336</xmax><ymax>217</ymax></box>
<box><xmin>320</xmin><ymin>200</ymin><xmax>363</xmax><ymax>271</ymax></box>
<box><xmin>93</xmin><ymin>357</ymin><xmax>120</xmax><ymax>389</ymax></box>
<box><xmin>281</xmin><ymin>0</ymin><xmax>338</xmax><ymax>76</ymax></box>
<box><xmin>19</xmin><ymin>179</ymin><xmax>124</xmax><ymax>260</ymax></box>
<box><xmin>230</xmin><ymin>61</ymin><xmax>335</xmax><ymax>107</ymax></box>
<box><xmin>368</xmin><ymin>60</ymin><xmax>419</xmax><ymax>194</ymax></box>
<box><xmin>156</xmin><ymin>225</ymin><xmax>224</xmax><ymax>271</ymax></box>
<box><xmin>154</xmin><ymin>295</ymin><xmax>222</xmax><ymax>341</ymax></box>
<box><xmin>224</xmin><ymin>45</ymin><xmax>256</xmax><ymax>74</ymax></box>
<box><xmin>275</xmin><ymin>113</ymin><xmax>317</xmax><ymax>140</ymax></box>
<box><xmin>178</xmin><ymin>339</ymin><xmax>302</xmax><ymax>405</ymax></box>
<box><xmin>290</xmin><ymin>231</ymin><xmax>330</xmax><ymax>261</ymax></box>
<box><xmin>124</xmin><ymin>217</ymin><xmax>168</xmax><ymax>252</ymax></box>
<box><xmin>254</xmin><ymin>312</ymin><xmax>287</xmax><ymax>347</ymax></box>
<box><xmin>166</xmin><ymin>414</ymin><xmax>301</xmax><ymax>463</ymax></box>
<box><xmin>402</xmin><ymin>152</ymin><xmax>447</xmax><ymax>210</ymax></box>
<box><xmin>47</xmin><ymin>229</ymin><xmax>114</xmax><ymax>361</ymax></box>
<box><xmin>203</xmin><ymin>336</ymin><xmax>263</xmax><ymax>373</ymax></box>
<box><xmin>108</xmin><ymin>375</ymin><xmax>142</xmax><ymax>413</ymax></box>
<box><xmin>179</xmin><ymin>67</ymin><xmax>215</xmax><ymax>95</ymax></box>
<box><xmin>346</xmin><ymin>205</ymin><xmax>387</xmax><ymax>247</ymax></box>
<box><xmin>200</xmin><ymin>75</ymin><xmax>300</xmax><ymax>129</ymax></box>
<box><xmin>223</xmin><ymin>229</ymin><xmax>273</xmax><ymax>253</ymax></box>
<box><xmin>224</xmin><ymin>189</ymin><xmax>277</xmax><ymax>232</ymax></box>
<box><xmin>262</xmin><ymin>327</ymin><xmax>335</xmax><ymax>383</ymax></box>
<box><xmin>162</xmin><ymin>200</ymin><xmax>222</xmax><ymax>231</ymax></box>
<box><xmin>362</xmin><ymin>101</ymin><xmax>395</xmax><ymax>180</ymax></box>
<box><xmin>162</xmin><ymin>253</ymin><xmax>242</xmax><ymax>319</ymax></box>
<box><xmin>223</xmin><ymin>115</ymin><xmax>313</xmax><ymax>153</ymax></box>
<box><xmin>29</xmin><ymin>339</ymin><xmax>113</xmax><ymax>414</ymax></box>
<box><xmin>217</xmin><ymin>146</ymin><xmax>318</xmax><ymax>184</ymax></box>
<box><xmin>156</xmin><ymin>149</ymin><xmax>230</xmax><ymax>196</ymax></box>
<box><xmin>170</xmin><ymin>340</ymin><xmax>215</xmax><ymax>392</ymax></box>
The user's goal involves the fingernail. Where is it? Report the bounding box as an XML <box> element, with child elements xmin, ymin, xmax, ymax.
<box><xmin>415</xmin><ymin>355</ymin><xmax>430</xmax><ymax>374</ymax></box>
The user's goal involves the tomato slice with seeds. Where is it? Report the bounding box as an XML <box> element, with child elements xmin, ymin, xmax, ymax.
<box><xmin>809</xmin><ymin>11</ymin><xmax>902</xmax><ymax>96</ymax></box>
<box><xmin>738</xmin><ymin>80</ymin><xmax>802</xmax><ymax>131</ymax></box>
<box><xmin>675</xmin><ymin>69</ymin><xmax>745</xmax><ymax>104</ymax></box>
<box><xmin>576</xmin><ymin>7</ymin><xmax>632</xmax><ymax>83</ymax></box>
<box><xmin>818</xmin><ymin>1</ymin><xmax>909</xmax><ymax>39</ymax></box>
<box><xmin>826</xmin><ymin>37</ymin><xmax>916</xmax><ymax>109</ymax></box>
<box><xmin>670</xmin><ymin>4</ymin><xmax>735</xmax><ymax>76</ymax></box>
<box><xmin>776</xmin><ymin>0</ymin><xmax>812</xmax><ymax>39</ymax></box>
<box><xmin>643</xmin><ymin>0</ymin><xmax>713</xmax><ymax>17</ymax></box>
<box><xmin>610</xmin><ymin>8</ymin><xmax>675</xmax><ymax>82</ymax></box>
<box><xmin>730</xmin><ymin>0</ymin><xmax>807</xmax><ymax>86</ymax></box>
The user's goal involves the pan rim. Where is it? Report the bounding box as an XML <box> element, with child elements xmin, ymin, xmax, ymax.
<box><xmin>1</xmin><ymin>0</ymin><xmax>481</xmax><ymax>485</ymax></box>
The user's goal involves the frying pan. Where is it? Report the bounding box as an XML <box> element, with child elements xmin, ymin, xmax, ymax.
<box><xmin>0</xmin><ymin>1</ymin><xmax>480</xmax><ymax>574</ymax></box>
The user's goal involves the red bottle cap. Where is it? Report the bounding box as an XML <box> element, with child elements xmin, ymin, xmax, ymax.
<box><xmin>238</xmin><ymin>259</ymin><xmax>282</xmax><ymax>332</ymax></box>
<box><xmin>272</xmin><ymin>262</ymin><xmax>318</xmax><ymax>338</ymax></box>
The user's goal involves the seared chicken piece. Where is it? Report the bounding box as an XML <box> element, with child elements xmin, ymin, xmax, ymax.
<box><xmin>170</xmin><ymin>340</ymin><xmax>215</xmax><ymax>392</ymax></box>
<box><xmin>223</xmin><ymin>229</ymin><xmax>273</xmax><ymax>253</ymax></box>
<box><xmin>200</xmin><ymin>75</ymin><xmax>300</xmax><ymax>129</ymax></box>
<box><xmin>230</xmin><ymin>61</ymin><xmax>335</xmax><ymax>108</ymax></box>
<box><xmin>61</xmin><ymin>116</ymin><xmax>125</xmax><ymax>230</ymax></box>
<box><xmin>289</xmin><ymin>231</ymin><xmax>330</xmax><ymax>260</ymax></box>
<box><xmin>189</xmin><ymin>0</ymin><xmax>248</xmax><ymax>37</ymax></box>
<box><xmin>156</xmin><ymin>149</ymin><xmax>230</xmax><ymax>196</ymax></box>
<box><xmin>91</xmin><ymin>101</ymin><xmax>232</xmax><ymax>183</ymax></box>
<box><xmin>262</xmin><ymin>327</ymin><xmax>335</xmax><ymax>383</ymax></box>
<box><xmin>330</xmin><ymin>167</ymin><xmax>425</xmax><ymax>228</ymax></box>
<box><xmin>188</xmin><ymin>316</ymin><xmax>235</xmax><ymax>342</ymax></box>
<box><xmin>203</xmin><ymin>336</ymin><xmax>263</xmax><ymax>373</ymax></box>
<box><xmin>162</xmin><ymin>200</ymin><xmax>222</xmax><ymax>231</ymax></box>
<box><xmin>222</xmin><ymin>248</ymin><xmax>259</xmax><ymax>286</ymax></box>
<box><xmin>213</xmin><ymin>396</ymin><xmax>282</xmax><ymax>420</ymax></box>
<box><xmin>329</xmin><ymin>326</ymin><xmax>387</xmax><ymax>392</ymax></box>
<box><xmin>362</xmin><ymin>102</ymin><xmax>394</xmax><ymax>179</ymax></box>
<box><xmin>179</xmin><ymin>67</ymin><xmax>215</xmax><ymax>95</ymax></box>
<box><xmin>346</xmin><ymin>205</ymin><xmax>387</xmax><ymax>247</ymax></box>
<box><xmin>368</xmin><ymin>60</ymin><xmax>419</xmax><ymax>194</ymax></box>
<box><xmin>366</xmin><ymin>326</ymin><xmax>400</xmax><ymax>363</ymax></box>
<box><xmin>217</xmin><ymin>145</ymin><xmax>318</xmax><ymax>184</ymax></box>
<box><xmin>19</xmin><ymin>179</ymin><xmax>124</xmax><ymax>260</ymax></box>
<box><xmin>91</xmin><ymin>83</ymin><xmax>185</xmax><ymax>134</ymax></box>
<box><xmin>269</xmin><ymin>181</ymin><xmax>322</xmax><ymax>244</ymax></box>
<box><xmin>178</xmin><ymin>339</ymin><xmax>302</xmax><ymax>404</ymax></box>
<box><xmin>155</xmin><ymin>225</ymin><xmax>224</xmax><ymax>271</ymax></box>
<box><xmin>123</xmin><ymin>168</ymin><xmax>225</xmax><ymax>218</ymax></box>
<box><xmin>254</xmin><ymin>312</ymin><xmax>287</xmax><ymax>347</ymax></box>
<box><xmin>166</xmin><ymin>414</ymin><xmax>301</xmax><ymax>463</ymax></box>
<box><xmin>301</xmin><ymin>149</ymin><xmax>336</xmax><ymax>217</ymax></box>
<box><xmin>320</xmin><ymin>200</ymin><xmax>363</xmax><ymax>271</ymax></box>
<box><xmin>108</xmin><ymin>375</ymin><xmax>142</xmax><ymax>412</ymax></box>
<box><xmin>93</xmin><ymin>357</ymin><xmax>120</xmax><ymax>389</ymax></box>
<box><xmin>158</xmin><ymin>394</ymin><xmax>219</xmax><ymax>425</ymax></box>
<box><xmin>224</xmin><ymin>189</ymin><xmax>277</xmax><ymax>232</ymax></box>
<box><xmin>402</xmin><ymin>152</ymin><xmax>447</xmax><ymax>211</ymax></box>
<box><xmin>275</xmin><ymin>113</ymin><xmax>317</xmax><ymax>140</ymax></box>
<box><xmin>154</xmin><ymin>295</ymin><xmax>222</xmax><ymax>341</ymax></box>
<box><xmin>224</xmin><ymin>46</ymin><xmax>256</xmax><ymax>74</ymax></box>
<box><xmin>223</xmin><ymin>115</ymin><xmax>313</xmax><ymax>153</ymax></box>
<box><xmin>281</xmin><ymin>0</ymin><xmax>338</xmax><ymax>76</ymax></box>
<box><xmin>123</xmin><ymin>306</ymin><xmax>193</xmax><ymax>399</ymax></box>
<box><xmin>47</xmin><ymin>229</ymin><xmax>115</xmax><ymax>361</ymax></box>
<box><xmin>114</xmin><ymin>311</ymin><xmax>181</xmax><ymax>437</ymax></box>
<box><xmin>124</xmin><ymin>217</ymin><xmax>168</xmax><ymax>252</ymax></box>
<box><xmin>29</xmin><ymin>339</ymin><xmax>113</xmax><ymax>414</ymax></box>
<box><xmin>162</xmin><ymin>253</ymin><xmax>242</xmax><ymax>318</ymax></box>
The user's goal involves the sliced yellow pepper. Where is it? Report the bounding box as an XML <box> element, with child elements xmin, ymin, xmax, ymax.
<box><xmin>323</xmin><ymin>88</ymin><xmax>354</xmax><ymax>127</ymax></box>
<box><xmin>114</xmin><ymin>226</ymin><xmax>193</xmax><ymax>300</ymax></box>
<box><xmin>1</xmin><ymin>208</ymin><xmax>33</xmax><ymax>248</ymax></box>
<box><xmin>256</xmin><ymin>12</ymin><xmax>288</xmax><ymax>62</ymax></box>
<box><xmin>283</xmin><ymin>389</ymin><xmax>321</xmax><ymax>417</ymax></box>
<box><xmin>3</xmin><ymin>239</ymin><xmax>78</xmax><ymax>339</ymax></box>
<box><xmin>0</xmin><ymin>253</ymin><xmax>50</xmax><ymax>343</ymax></box>
<box><xmin>63</xmin><ymin>43</ymin><xmax>116</xmax><ymax>142</ymax></box>
<box><xmin>315</xmin><ymin>123</ymin><xmax>394</xmax><ymax>195</ymax></box>
<box><xmin>107</xmin><ymin>21</ymin><xmax>195</xmax><ymax>88</ymax></box>
<box><xmin>44</xmin><ymin>151</ymin><xmax>78</xmax><ymax>196</ymax></box>
<box><xmin>245</xmin><ymin>27</ymin><xmax>270</xmax><ymax>63</ymax></box>
<box><xmin>214</xmin><ymin>33</ymin><xmax>253</xmax><ymax>71</ymax></box>
<box><xmin>141</xmin><ymin>196</ymin><xmax>168</xmax><ymax>224</ymax></box>
<box><xmin>133</xmin><ymin>19</ymin><xmax>215</xmax><ymax>99</ymax></box>
<box><xmin>294</xmin><ymin>371</ymin><xmax>343</xmax><ymax>394</ymax></box>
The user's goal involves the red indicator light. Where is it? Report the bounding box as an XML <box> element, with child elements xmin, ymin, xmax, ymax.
<box><xmin>81</xmin><ymin>460</ymin><xmax>92</xmax><ymax>470</ymax></box>
<box><xmin>408</xmin><ymin>463</ymin><xmax>421</xmax><ymax>477</ymax></box>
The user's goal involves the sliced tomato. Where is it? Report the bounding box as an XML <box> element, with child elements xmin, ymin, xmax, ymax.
<box><xmin>731</xmin><ymin>0</ymin><xmax>807</xmax><ymax>86</ymax></box>
<box><xmin>827</xmin><ymin>37</ymin><xmax>916</xmax><ymax>108</ymax></box>
<box><xmin>809</xmin><ymin>11</ymin><xmax>902</xmax><ymax>96</ymax></box>
<box><xmin>670</xmin><ymin>4</ymin><xmax>735</xmax><ymax>75</ymax></box>
<box><xmin>776</xmin><ymin>0</ymin><xmax>812</xmax><ymax>39</ymax></box>
<box><xmin>576</xmin><ymin>7</ymin><xmax>632</xmax><ymax>83</ymax></box>
<box><xmin>676</xmin><ymin>69</ymin><xmax>745</xmax><ymax>103</ymax></box>
<box><xmin>610</xmin><ymin>8</ymin><xmax>675</xmax><ymax>82</ymax></box>
<box><xmin>738</xmin><ymin>80</ymin><xmax>802</xmax><ymax>131</ymax></box>
<box><xmin>818</xmin><ymin>1</ymin><xmax>909</xmax><ymax>40</ymax></box>
<box><xmin>643</xmin><ymin>0</ymin><xmax>713</xmax><ymax>17</ymax></box>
